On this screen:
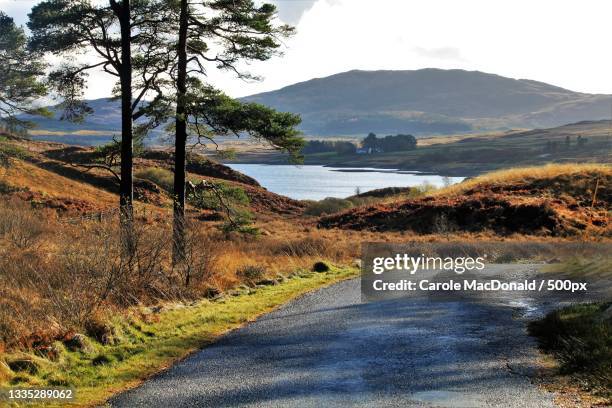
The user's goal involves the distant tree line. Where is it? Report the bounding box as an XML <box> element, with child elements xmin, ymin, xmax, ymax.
<box><xmin>302</xmin><ymin>140</ymin><xmax>357</xmax><ymax>155</ymax></box>
<box><xmin>362</xmin><ymin>132</ymin><xmax>417</xmax><ymax>151</ymax></box>
<box><xmin>302</xmin><ymin>132</ymin><xmax>418</xmax><ymax>156</ymax></box>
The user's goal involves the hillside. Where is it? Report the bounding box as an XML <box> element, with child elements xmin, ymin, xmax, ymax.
<box><xmin>0</xmin><ymin>134</ymin><xmax>304</xmax><ymax>219</ymax></box>
<box><xmin>319</xmin><ymin>164</ymin><xmax>611</xmax><ymax>237</ymax></box>
<box><xmin>2</xmin><ymin>134</ymin><xmax>609</xmax><ymax>240</ymax></box>
<box><xmin>242</xmin><ymin>69</ymin><xmax>612</xmax><ymax>135</ymax></box>
<box><xmin>227</xmin><ymin>120</ymin><xmax>612</xmax><ymax>175</ymax></box>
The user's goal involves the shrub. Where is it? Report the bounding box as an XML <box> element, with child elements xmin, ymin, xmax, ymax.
<box><xmin>178</xmin><ymin>229</ymin><xmax>221</xmax><ymax>288</ymax></box>
<box><xmin>188</xmin><ymin>182</ymin><xmax>257</xmax><ymax>234</ymax></box>
<box><xmin>0</xmin><ymin>198</ymin><xmax>263</xmax><ymax>350</ymax></box>
<box><xmin>236</xmin><ymin>265</ymin><xmax>266</xmax><ymax>283</ymax></box>
<box><xmin>135</xmin><ymin>167</ymin><xmax>174</xmax><ymax>193</ymax></box>
<box><xmin>312</xmin><ymin>261</ymin><xmax>330</xmax><ymax>272</ymax></box>
<box><xmin>219</xmin><ymin>209</ymin><xmax>259</xmax><ymax>235</ymax></box>
<box><xmin>0</xmin><ymin>202</ymin><xmax>47</xmax><ymax>249</ymax></box>
<box><xmin>0</xmin><ymin>143</ymin><xmax>29</xmax><ymax>161</ymax></box>
<box><xmin>188</xmin><ymin>181</ymin><xmax>249</xmax><ymax>211</ymax></box>
<box><xmin>304</xmin><ymin>197</ymin><xmax>354</xmax><ymax>216</ymax></box>
<box><xmin>528</xmin><ymin>302</ymin><xmax>611</xmax><ymax>397</ymax></box>
<box><xmin>408</xmin><ymin>182</ymin><xmax>439</xmax><ymax>197</ymax></box>
<box><xmin>271</xmin><ymin>236</ymin><xmax>331</xmax><ymax>257</ymax></box>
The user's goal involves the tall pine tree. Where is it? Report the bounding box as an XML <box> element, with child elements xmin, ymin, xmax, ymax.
<box><xmin>169</xmin><ymin>0</ymin><xmax>303</xmax><ymax>263</ymax></box>
<box><xmin>29</xmin><ymin>0</ymin><xmax>173</xmax><ymax>252</ymax></box>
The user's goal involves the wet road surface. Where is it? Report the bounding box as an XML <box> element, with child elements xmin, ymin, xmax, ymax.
<box><xmin>110</xmin><ymin>265</ymin><xmax>571</xmax><ymax>407</ymax></box>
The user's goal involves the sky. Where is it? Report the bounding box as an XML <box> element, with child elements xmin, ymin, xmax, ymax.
<box><xmin>2</xmin><ymin>0</ymin><xmax>612</xmax><ymax>99</ymax></box>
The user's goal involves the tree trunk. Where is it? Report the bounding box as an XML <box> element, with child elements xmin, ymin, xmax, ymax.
<box><xmin>115</xmin><ymin>0</ymin><xmax>135</xmax><ymax>255</ymax></box>
<box><xmin>173</xmin><ymin>0</ymin><xmax>189</xmax><ymax>265</ymax></box>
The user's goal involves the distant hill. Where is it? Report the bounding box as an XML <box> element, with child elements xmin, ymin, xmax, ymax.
<box><xmin>21</xmin><ymin>99</ymin><xmax>166</xmax><ymax>145</ymax></box>
<box><xmin>23</xmin><ymin>98</ymin><xmax>123</xmax><ymax>133</ymax></box>
<box><xmin>21</xmin><ymin>69</ymin><xmax>612</xmax><ymax>140</ymax></box>
<box><xmin>242</xmin><ymin>69</ymin><xmax>612</xmax><ymax>136</ymax></box>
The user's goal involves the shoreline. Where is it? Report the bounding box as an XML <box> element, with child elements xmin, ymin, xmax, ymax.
<box><xmin>223</xmin><ymin>159</ymin><xmax>479</xmax><ymax>177</ymax></box>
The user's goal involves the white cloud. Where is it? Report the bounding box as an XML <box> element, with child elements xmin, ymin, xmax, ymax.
<box><xmin>214</xmin><ymin>0</ymin><xmax>612</xmax><ymax>97</ymax></box>
<box><xmin>3</xmin><ymin>0</ymin><xmax>612</xmax><ymax>99</ymax></box>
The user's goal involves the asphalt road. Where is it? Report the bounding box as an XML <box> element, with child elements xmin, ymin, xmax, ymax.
<box><xmin>110</xmin><ymin>265</ymin><xmax>586</xmax><ymax>408</ymax></box>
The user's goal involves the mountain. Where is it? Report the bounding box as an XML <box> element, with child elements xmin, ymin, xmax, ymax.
<box><xmin>22</xmin><ymin>69</ymin><xmax>612</xmax><ymax>139</ymax></box>
<box><xmin>241</xmin><ymin>69</ymin><xmax>612</xmax><ymax>136</ymax></box>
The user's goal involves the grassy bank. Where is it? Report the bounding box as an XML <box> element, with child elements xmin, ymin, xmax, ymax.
<box><xmin>0</xmin><ymin>266</ymin><xmax>358</xmax><ymax>407</ymax></box>
<box><xmin>529</xmin><ymin>258</ymin><xmax>611</xmax><ymax>403</ymax></box>
<box><xmin>529</xmin><ymin>302</ymin><xmax>611</xmax><ymax>402</ymax></box>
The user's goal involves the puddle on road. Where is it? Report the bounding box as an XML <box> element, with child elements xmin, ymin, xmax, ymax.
<box><xmin>507</xmin><ymin>298</ymin><xmax>542</xmax><ymax>319</ymax></box>
<box><xmin>411</xmin><ymin>390</ymin><xmax>484</xmax><ymax>407</ymax></box>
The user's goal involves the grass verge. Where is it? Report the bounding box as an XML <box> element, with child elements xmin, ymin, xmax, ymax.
<box><xmin>1</xmin><ymin>265</ymin><xmax>358</xmax><ymax>407</ymax></box>
<box><xmin>528</xmin><ymin>302</ymin><xmax>611</xmax><ymax>402</ymax></box>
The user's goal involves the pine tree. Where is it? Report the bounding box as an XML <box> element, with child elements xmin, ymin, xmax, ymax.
<box><xmin>0</xmin><ymin>12</ymin><xmax>49</xmax><ymax>131</ymax></box>
<box><xmin>29</xmin><ymin>0</ymin><xmax>173</xmax><ymax>253</ymax></box>
<box><xmin>167</xmin><ymin>0</ymin><xmax>303</xmax><ymax>263</ymax></box>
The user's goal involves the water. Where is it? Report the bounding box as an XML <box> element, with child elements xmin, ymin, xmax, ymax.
<box><xmin>225</xmin><ymin>164</ymin><xmax>464</xmax><ymax>200</ymax></box>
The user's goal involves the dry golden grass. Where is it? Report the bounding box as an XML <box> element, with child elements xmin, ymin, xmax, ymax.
<box><xmin>0</xmin><ymin>160</ymin><xmax>117</xmax><ymax>208</ymax></box>
<box><xmin>0</xmin><ymin>198</ymin><xmax>359</xmax><ymax>350</ymax></box>
<box><xmin>431</xmin><ymin>163</ymin><xmax>611</xmax><ymax>198</ymax></box>
<box><xmin>317</xmin><ymin>163</ymin><xmax>611</xmax><ymax>238</ymax></box>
